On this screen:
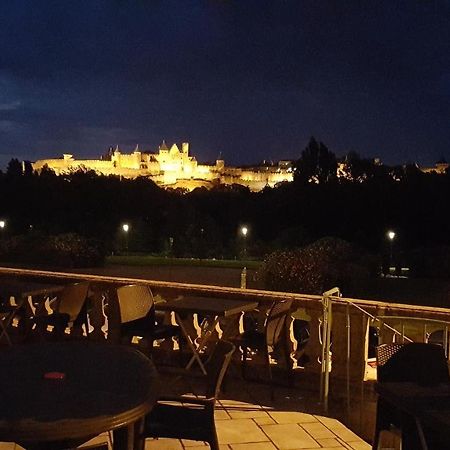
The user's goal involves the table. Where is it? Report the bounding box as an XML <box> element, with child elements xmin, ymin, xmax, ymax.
<box><xmin>156</xmin><ymin>296</ymin><xmax>258</xmax><ymax>373</ymax></box>
<box><xmin>0</xmin><ymin>341</ymin><xmax>159</xmax><ymax>450</ymax></box>
<box><xmin>375</xmin><ymin>381</ymin><xmax>450</xmax><ymax>449</ymax></box>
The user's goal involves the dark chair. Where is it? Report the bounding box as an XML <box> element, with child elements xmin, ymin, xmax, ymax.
<box><xmin>373</xmin><ymin>342</ymin><xmax>450</xmax><ymax>450</ymax></box>
<box><xmin>144</xmin><ymin>340</ymin><xmax>235</xmax><ymax>450</ymax></box>
<box><xmin>0</xmin><ymin>299</ymin><xmax>22</xmax><ymax>345</ymax></box>
<box><xmin>233</xmin><ymin>299</ymin><xmax>293</xmax><ymax>399</ymax></box>
<box><xmin>116</xmin><ymin>284</ymin><xmax>182</xmax><ymax>357</ymax></box>
<box><xmin>31</xmin><ymin>281</ymin><xmax>91</xmax><ymax>341</ymax></box>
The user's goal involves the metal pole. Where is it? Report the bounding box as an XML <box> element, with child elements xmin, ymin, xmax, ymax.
<box><xmin>240</xmin><ymin>267</ymin><xmax>247</xmax><ymax>289</ymax></box>
<box><xmin>320</xmin><ymin>287</ymin><xmax>340</xmax><ymax>413</ymax></box>
<box><xmin>319</xmin><ymin>296</ymin><xmax>329</xmax><ymax>409</ymax></box>
<box><xmin>346</xmin><ymin>301</ymin><xmax>351</xmax><ymax>419</ymax></box>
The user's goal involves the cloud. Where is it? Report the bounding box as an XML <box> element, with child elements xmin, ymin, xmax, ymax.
<box><xmin>0</xmin><ymin>120</ymin><xmax>18</xmax><ymax>132</ymax></box>
<box><xmin>0</xmin><ymin>100</ymin><xmax>22</xmax><ymax>111</ymax></box>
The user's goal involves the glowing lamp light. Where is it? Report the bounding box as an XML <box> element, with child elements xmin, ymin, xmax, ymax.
<box><xmin>240</xmin><ymin>226</ymin><xmax>248</xmax><ymax>237</ymax></box>
<box><xmin>0</xmin><ymin>220</ymin><xmax>5</xmax><ymax>229</ymax></box>
<box><xmin>122</xmin><ymin>224</ymin><xmax>129</xmax><ymax>233</ymax></box>
<box><xmin>387</xmin><ymin>230</ymin><xmax>396</xmax><ymax>241</ymax></box>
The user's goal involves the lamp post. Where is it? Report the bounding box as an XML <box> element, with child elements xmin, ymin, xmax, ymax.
<box><xmin>0</xmin><ymin>220</ymin><xmax>5</xmax><ymax>245</ymax></box>
<box><xmin>240</xmin><ymin>225</ymin><xmax>248</xmax><ymax>259</ymax></box>
<box><xmin>122</xmin><ymin>223</ymin><xmax>130</xmax><ymax>254</ymax></box>
<box><xmin>387</xmin><ymin>230</ymin><xmax>396</xmax><ymax>269</ymax></box>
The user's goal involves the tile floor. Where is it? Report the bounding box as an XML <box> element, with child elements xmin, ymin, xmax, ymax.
<box><xmin>0</xmin><ymin>371</ymin><xmax>372</xmax><ymax>450</ymax></box>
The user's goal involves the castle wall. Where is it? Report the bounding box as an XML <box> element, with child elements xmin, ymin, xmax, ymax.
<box><xmin>31</xmin><ymin>143</ymin><xmax>293</xmax><ymax>191</ymax></box>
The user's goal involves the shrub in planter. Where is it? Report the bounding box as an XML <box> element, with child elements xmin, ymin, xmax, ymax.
<box><xmin>259</xmin><ymin>237</ymin><xmax>375</xmax><ymax>295</ymax></box>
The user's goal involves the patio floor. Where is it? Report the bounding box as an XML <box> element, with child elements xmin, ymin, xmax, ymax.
<box><xmin>0</xmin><ymin>369</ymin><xmax>372</xmax><ymax>450</ymax></box>
<box><xmin>0</xmin><ymin>339</ymin><xmax>376</xmax><ymax>450</ymax></box>
<box><xmin>139</xmin><ymin>367</ymin><xmax>372</xmax><ymax>450</ymax></box>
<box><xmin>0</xmin><ymin>321</ymin><xmax>375</xmax><ymax>450</ymax></box>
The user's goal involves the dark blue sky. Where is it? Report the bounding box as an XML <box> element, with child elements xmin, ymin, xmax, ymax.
<box><xmin>1</xmin><ymin>0</ymin><xmax>450</xmax><ymax>169</ymax></box>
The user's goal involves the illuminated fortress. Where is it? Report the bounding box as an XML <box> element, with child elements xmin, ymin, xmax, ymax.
<box><xmin>32</xmin><ymin>141</ymin><xmax>293</xmax><ymax>191</ymax></box>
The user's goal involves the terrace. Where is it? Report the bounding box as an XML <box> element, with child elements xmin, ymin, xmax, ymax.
<box><xmin>1</xmin><ymin>266</ymin><xmax>449</xmax><ymax>450</ymax></box>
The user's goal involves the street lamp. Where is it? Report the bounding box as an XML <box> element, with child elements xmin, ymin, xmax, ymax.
<box><xmin>0</xmin><ymin>220</ymin><xmax>5</xmax><ymax>245</ymax></box>
<box><xmin>387</xmin><ymin>230</ymin><xmax>396</xmax><ymax>269</ymax></box>
<box><xmin>240</xmin><ymin>226</ymin><xmax>249</xmax><ymax>258</ymax></box>
<box><xmin>122</xmin><ymin>223</ymin><xmax>130</xmax><ymax>253</ymax></box>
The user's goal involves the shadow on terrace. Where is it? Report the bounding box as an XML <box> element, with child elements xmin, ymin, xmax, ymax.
<box><xmin>1</xmin><ymin>266</ymin><xmax>450</xmax><ymax>450</ymax></box>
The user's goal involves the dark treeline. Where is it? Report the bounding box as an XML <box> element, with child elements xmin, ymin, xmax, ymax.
<box><xmin>1</xmin><ymin>139</ymin><xmax>450</xmax><ymax>271</ymax></box>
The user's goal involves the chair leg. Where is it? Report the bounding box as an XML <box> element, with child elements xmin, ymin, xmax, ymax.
<box><xmin>241</xmin><ymin>346</ymin><xmax>248</xmax><ymax>379</ymax></box>
<box><xmin>266</xmin><ymin>348</ymin><xmax>274</xmax><ymax>401</ymax></box>
<box><xmin>372</xmin><ymin>401</ymin><xmax>387</xmax><ymax>450</ymax></box>
<box><xmin>371</xmin><ymin>429</ymin><xmax>380</xmax><ymax>450</ymax></box>
<box><xmin>284</xmin><ymin>343</ymin><xmax>293</xmax><ymax>388</ymax></box>
<box><xmin>178</xmin><ymin>336</ymin><xmax>184</xmax><ymax>366</ymax></box>
<box><xmin>209</xmin><ymin>427</ymin><xmax>220</xmax><ymax>450</ymax></box>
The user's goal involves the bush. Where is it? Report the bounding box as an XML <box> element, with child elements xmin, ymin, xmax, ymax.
<box><xmin>0</xmin><ymin>232</ymin><xmax>105</xmax><ymax>268</ymax></box>
<box><xmin>259</xmin><ymin>237</ymin><xmax>376</xmax><ymax>295</ymax></box>
<box><xmin>408</xmin><ymin>245</ymin><xmax>450</xmax><ymax>279</ymax></box>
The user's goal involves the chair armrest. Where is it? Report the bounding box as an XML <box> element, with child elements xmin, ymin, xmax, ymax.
<box><xmin>157</xmin><ymin>395</ymin><xmax>214</xmax><ymax>406</ymax></box>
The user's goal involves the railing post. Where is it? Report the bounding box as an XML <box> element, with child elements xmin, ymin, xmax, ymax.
<box><xmin>346</xmin><ymin>300</ymin><xmax>351</xmax><ymax>417</ymax></box>
<box><xmin>320</xmin><ymin>287</ymin><xmax>340</xmax><ymax>412</ymax></box>
<box><xmin>240</xmin><ymin>267</ymin><xmax>247</xmax><ymax>289</ymax></box>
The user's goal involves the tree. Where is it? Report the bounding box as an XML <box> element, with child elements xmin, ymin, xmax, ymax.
<box><xmin>22</xmin><ymin>161</ymin><xmax>34</xmax><ymax>177</ymax></box>
<box><xmin>294</xmin><ymin>137</ymin><xmax>337</xmax><ymax>184</ymax></box>
<box><xmin>6</xmin><ymin>158</ymin><xmax>22</xmax><ymax>177</ymax></box>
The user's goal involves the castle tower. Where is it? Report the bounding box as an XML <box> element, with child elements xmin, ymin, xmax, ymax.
<box><xmin>182</xmin><ymin>142</ymin><xmax>189</xmax><ymax>155</ymax></box>
<box><xmin>159</xmin><ymin>140</ymin><xmax>169</xmax><ymax>151</ymax></box>
<box><xmin>216</xmin><ymin>152</ymin><xmax>225</xmax><ymax>172</ymax></box>
<box><xmin>133</xmin><ymin>144</ymin><xmax>142</xmax><ymax>168</ymax></box>
<box><xmin>112</xmin><ymin>145</ymin><xmax>121</xmax><ymax>168</ymax></box>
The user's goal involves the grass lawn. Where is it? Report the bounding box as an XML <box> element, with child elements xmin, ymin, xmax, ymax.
<box><xmin>106</xmin><ymin>254</ymin><xmax>262</xmax><ymax>270</ymax></box>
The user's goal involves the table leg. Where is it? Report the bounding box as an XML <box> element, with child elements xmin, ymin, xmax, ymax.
<box><xmin>194</xmin><ymin>316</ymin><xmax>220</xmax><ymax>352</ymax></box>
<box><xmin>414</xmin><ymin>417</ymin><xmax>429</xmax><ymax>450</ymax></box>
<box><xmin>133</xmin><ymin>417</ymin><xmax>146</xmax><ymax>450</ymax></box>
<box><xmin>0</xmin><ymin>314</ymin><xmax>13</xmax><ymax>345</ymax></box>
<box><xmin>185</xmin><ymin>316</ymin><xmax>220</xmax><ymax>372</ymax></box>
<box><xmin>175</xmin><ymin>312</ymin><xmax>208</xmax><ymax>374</ymax></box>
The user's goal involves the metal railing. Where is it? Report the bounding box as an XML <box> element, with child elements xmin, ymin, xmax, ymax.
<box><xmin>2</xmin><ymin>265</ymin><xmax>450</xmax><ymax>415</ymax></box>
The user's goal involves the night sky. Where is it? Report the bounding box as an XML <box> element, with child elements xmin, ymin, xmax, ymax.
<box><xmin>1</xmin><ymin>1</ymin><xmax>450</xmax><ymax>170</ymax></box>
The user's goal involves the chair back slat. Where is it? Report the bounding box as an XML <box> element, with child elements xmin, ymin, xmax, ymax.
<box><xmin>265</xmin><ymin>299</ymin><xmax>293</xmax><ymax>347</ymax></box>
<box><xmin>376</xmin><ymin>342</ymin><xmax>404</xmax><ymax>368</ymax></box>
<box><xmin>57</xmin><ymin>281</ymin><xmax>90</xmax><ymax>322</ymax></box>
<box><xmin>116</xmin><ymin>285</ymin><xmax>154</xmax><ymax>324</ymax></box>
<box><xmin>376</xmin><ymin>342</ymin><xmax>450</xmax><ymax>385</ymax></box>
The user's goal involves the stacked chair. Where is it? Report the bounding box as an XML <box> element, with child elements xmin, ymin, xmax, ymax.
<box><xmin>115</xmin><ymin>284</ymin><xmax>182</xmax><ymax>358</ymax></box>
<box><xmin>232</xmin><ymin>299</ymin><xmax>293</xmax><ymax>399</ymax></box>
<box><xmin>30</xmin><ymin>281</ymin><xmax>91</xmax><ymax>341</ymax></box>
